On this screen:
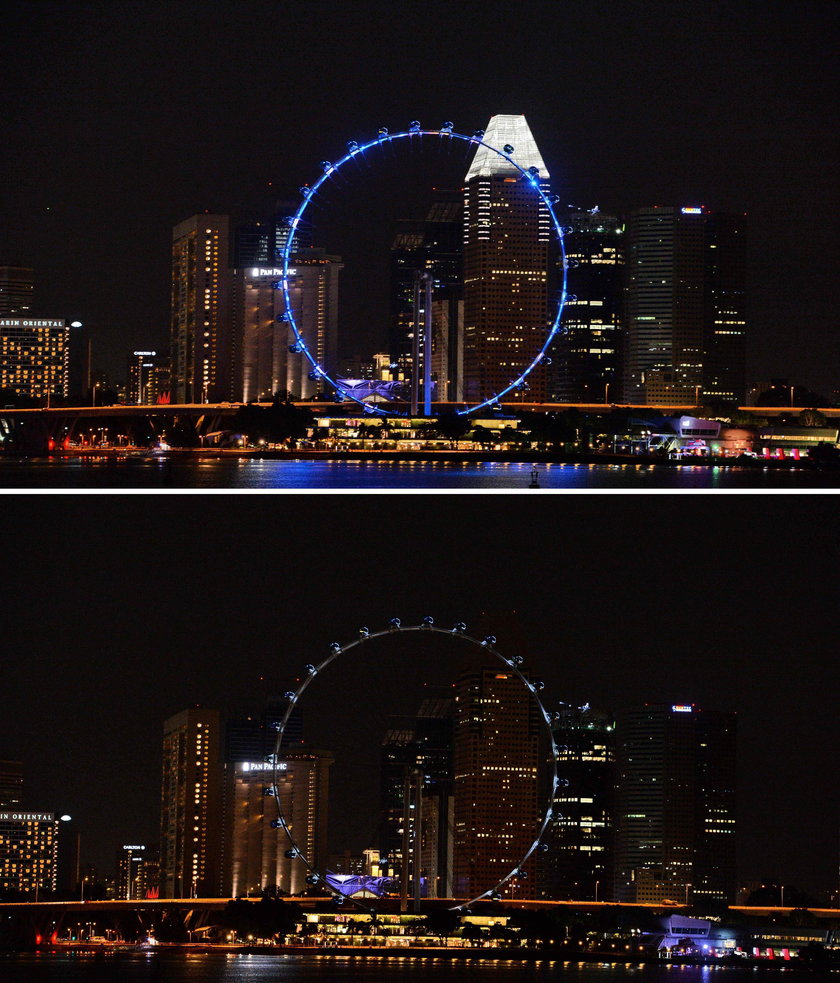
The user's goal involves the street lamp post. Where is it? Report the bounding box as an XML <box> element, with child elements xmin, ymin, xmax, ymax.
<box><xmin>789</xmin><ymin>386</ymin><xmax>795</xmax><ymax>408</ymax></box>
<box><xmin>604</xmin><ymin>382</ymin><xmax>610</xmax><ymax>405</ymax></box>
<box><xmin>595</xmin><ymin>880</ymin><xmax>600</xmax><ymax>903</ymax></box>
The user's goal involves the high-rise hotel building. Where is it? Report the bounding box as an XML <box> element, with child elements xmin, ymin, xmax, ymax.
<box><xmin>0</xmin><ymin>811</ymin><xmax>58</xmax><ymax>896</ymax></box>
<box><xmin>613</xmin><ymin>703</ymin><xmax>736</xmax><ymax>905</ymax></box>
<box><xmin>170</xmin><ymin>215</ymin><xmax>233</xmax><ymax>403</ymax></box>
<box><xmin>622</xmin><ymin>207</ymin><xmax>746</xmax><ymax>405</ymax></box>
<box><xmin>223</xmin><ymin>749</ymin><xmax>332</xmax><ymax>898</ymax></box>
<box><xmin>452</xmin><ymin>662</ymin><xmax>542</xmax><ymax>899</ymax></box>
<box><xmin>0</xmin><ymin>318</ymin><xmax>68</xmax><ymax>401</ymax></box>
<box><xmin>160</xmin><ymin>708</ymin><xmax>222</xmax><ymax>898</ymax></box>
<box><xmin>237</xmin><ymin>249</ymin><xmax>342</xmax><ymax>402</ymax></box>
<box><xmin>463</xmin><ymin>115</ymin><xmax>550</xmax><ymax>404</ymax></box>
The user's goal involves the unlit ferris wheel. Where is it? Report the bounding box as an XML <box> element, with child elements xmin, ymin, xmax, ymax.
<box><xmin>270</xmin><ymin>617</ymin><xmax>561</xmax><ymax>912</ymax></box>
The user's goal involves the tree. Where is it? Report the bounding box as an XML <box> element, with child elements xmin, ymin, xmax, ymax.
<box><xmin>424</xmin><ymin>907</ymin><xmax>460</xmax><ymax>942</ymax></box>
<box><xmin>798</xmin><ymin>408</ymin><xmax>827</xmax><ymax>427</ymax></box>
<box><xmin>460</xmin><ymin>921</ymin><xmax>486</xmax><ymax>946</ymax></box>
<box><xmin>432</xmin><ymin>413</ymin><xmax>472</xmax><ymax>448</ymax></box>
<box><xmin>808</xmin><ymin>442</ymin><xmax>840</xmax><ymax>465</ymax></box>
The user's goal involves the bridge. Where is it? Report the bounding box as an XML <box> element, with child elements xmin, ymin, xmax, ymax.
<box><xmin>1</xmin><ymin>402</ymin><xmax>834</xmax><ymax>455</ymax></box>
<box><xmin>1</xmin><ymin>896</ymin><xmax>837</xmax><ymax>949</ymax></box>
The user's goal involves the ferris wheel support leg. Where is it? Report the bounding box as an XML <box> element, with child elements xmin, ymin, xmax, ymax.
<box><xmin>423</xmin><ymin>272</ymin><xmax>433</xmax><ymax>417</ymax></box>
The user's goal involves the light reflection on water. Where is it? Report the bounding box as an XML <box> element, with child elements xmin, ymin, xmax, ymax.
<box><xmin>0</xmin><ymin>952</ymin><xmax>818</xmax><ymax>982</ymax></box>
<box><xmin>0</xmin><ymin>457</ymin><xmax>836</xmax><ymax>490</ymax></box>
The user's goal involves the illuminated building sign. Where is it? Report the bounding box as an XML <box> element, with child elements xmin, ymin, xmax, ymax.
<box><xmin>681</xmin><ymin>207</ymin><xmax>703</xmax><ymax>214</ymax></box>
<box><xmin>671</xmin><ymin>705</ymin><xmax>693</xmax><ymax>713</ymax></box>
<box><xmin>133</xmin><ymin>351</ymin><xmax>156</xmax><ymax>357</ymax></box>
<box><xmin>0</xmin><ymin>812</ymin><xmax>54</xmax><ymax>822</ymax></box>
<box><xmin>123</xmin><ymin>844</ymin><xmax>146</xmax><ymax>851</ymax></box>
<box><xmin>0</xmin><ymin>319</ymin><xmax>65</xmax><ymax>329</ymax></box>
<box><xmin>239</xmin><ymin>761</ymin><xmax>287</xmax><ymax>772</ymax></box>
<box><xmin>249</xmin><ymin>268</ymin><xmax>297</xmax><ymax>278</ymax></box>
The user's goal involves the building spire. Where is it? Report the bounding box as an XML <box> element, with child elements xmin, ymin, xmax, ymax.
<box><xmin>465</xmin><ymin>115</ymin><xmax>549</xmax><ymax>181</ymax></box>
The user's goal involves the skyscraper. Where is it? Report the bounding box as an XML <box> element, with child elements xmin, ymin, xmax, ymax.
<box><xmin>170</xmin><ymin>215</ymin><xmax>233</xmax><ymax>403</ymax></box>
<box><xmin>160</xmin><ymin>708</ymin><xmax>222</xmax><ymax>898</ymax></box>
<box><xmin>539</xmin><ymin>705</ymin><xmax>615</xmax><ymax>901</ymax></box>
<box><xmin>389</xmin><ymin>190</ymin><xmax>463</xmax><ymax>402</ymax></box>
<box><xmin>0</xmin><ymin>268</ymin><xmax>34</xmax><ymax>316</ymax></box>
<box><xmin>702</xmin><ymin>212</ymin><xmax>747</xmax><ymax>403</ymax></box>
<box><xmin>0</xmin><ymin>810</ymin><xmax>57</xmax><ymax>897</ymax></box>
<box><xmin>551</xmin><ymin>209</ymin><xmax>624</xmax><ymax>403</ymax></box>
<box><xmin>0</xmin><ymin>761</ymin><xmax>23</xmax><ymax>811</ymax></box>
<box><xmin>463</xmin><ymin>115</ymin><xmax>550</xmax><ymax>404</ymax></box>
<box><xmin>0</xmin><ymin>318</ymin><xmax>68</xmax><ymax>401</ymax></box>
<box><xmin>223</xmin><ymin>749</ymin><xmax>332</xmax><ymax>898</ymax></box>
<box><xmin>379</xmin><ymin>693</ymin><xmax>454</xmax><ymax>899</ymax></box>
<box><xmin>126</xmin><ymin>350</ymin><xmax>169</xmax><ymax>405</ymax></box>
<box><xmin>452</xmin><ymin>662</ymin><xmax>541</xmax><ymax>899</ymax></box>
<box><xmin>237</xmin><ymin>249</ymin><xmax>343</xmax><ymax>402</ymax></box>
<box><xmin>623</xmin><ymin>206</ymin><xmax>746</xmax><ymax>405</ymax></box>
<box><xmin>613</xmin><ymin>703</ymin><xmax>736</xmax><ymax>905</ymax></box>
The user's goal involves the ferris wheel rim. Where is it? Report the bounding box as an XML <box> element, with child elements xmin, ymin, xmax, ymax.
<box><xmin>271</xmin><ymin>618</ymin><xmax>561</xmax><ymax>913</ymax></box>
<box><xmin>277</xmin><ymin>124</ymin><xmax>568</xmax><ymax>417</ymax></box>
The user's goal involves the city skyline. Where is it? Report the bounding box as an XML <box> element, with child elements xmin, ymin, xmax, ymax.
<box><xmin>1</xmin><ymin>1</ymin><xmax>836</xmax><ymax>393</ymax></box>
<box><xmin>1</xmin><ymin>495</ymin><xmax>837</xmax><ymax>899</ymax></box>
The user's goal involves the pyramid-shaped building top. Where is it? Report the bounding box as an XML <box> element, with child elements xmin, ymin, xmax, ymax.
<box><xmin>465</xmin><ymin>114</ymin><xmax>549</xmax><ymax>182</ymax></box>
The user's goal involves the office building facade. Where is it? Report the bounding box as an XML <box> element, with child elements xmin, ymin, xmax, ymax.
<box><xmin>452</xmin><ymin>663</ymin><xmax>541</xmax><ymax>899</ymax></box>
<box><xmin>160</xmin><ymin>708</ymin><xmax>222</xmax><ymax>898</ymax></box>
<box><xmin>126</xmin><ymin>350</ymin><xmax>170</xmax><ymax>405</ymax></box>
<box><xmin>463</xmin><ymin>115</ymin><xmax>550</xmax><ymax>404</ymax></box>
<box><xmin>623</xmin><ymin>206</ymin><xmax>746</xmax><ymax>405</ymax></box>
<box><xmin>613</xmin><ymin>703</ymin><xmax>736</xmax><ymax>905</ymax></box>
<box><xmin>0</xmin><ymin>267</ymin><xmax>34</xmax><ymax>317</ymax></box>
<box><xmin>170</xmin><ymin>215</ymin><xmax>233</xmax><ymax>403</ymax></box>
<box><xmin>379</xmin><ymin>695</ymin><xmax>455</xmax><ymax>899</ymax></box>
<box><xmin>116</xmin><ymin>844</ymin><xmax>149</xmax><ymax>900</ymax></box>
<box><xmin>389</xmin><ymin>191</ymin><xmax>463</xmax><ymax>402</ymax></box>
<box><xmin>539</xmin><ymin>706</ymin><xmax>615</xmax><ymax>900</ymax></box>
<box><xmin>551</xmin><ymin>209</ymin><xmax>624</xmax><ymax>403</ymax></box>
<box><xmin>0</xmin><ymin>761</ymin><xmax>23</xmax><ymax>811</ymax></box>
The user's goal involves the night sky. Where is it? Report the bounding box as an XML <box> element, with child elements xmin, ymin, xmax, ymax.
<box><xmin>1</xmin><ymin>0</ymin><xmax>838</xmax><ymax>392</ymax></box>
<box><xmin>2</xmin><ymin>495</ymin><xmax>838</xmax><ymax>897</ymax></box>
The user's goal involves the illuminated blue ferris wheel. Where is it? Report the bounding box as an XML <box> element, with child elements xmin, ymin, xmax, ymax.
<box><xmin>276</xmin><ymin>122</ymin><xmax>569</xmax><ymax>417</ymax></box>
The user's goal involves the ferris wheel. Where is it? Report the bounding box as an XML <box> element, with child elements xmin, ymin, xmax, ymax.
<box><xmin>270</xmin><ymin>617</ymin><xmax>561</xmax><ymax>913</ymax></box>
<box><xmin>276</xmin><ymin>122</ymin><xmax>569</xmax><ymax>417</ymax></box>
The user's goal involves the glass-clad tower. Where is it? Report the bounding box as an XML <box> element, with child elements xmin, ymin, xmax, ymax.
<box><xmin>463</xmin><ymin>115</ymin><xmax>551</xmax><ymax>403</ymax></box>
